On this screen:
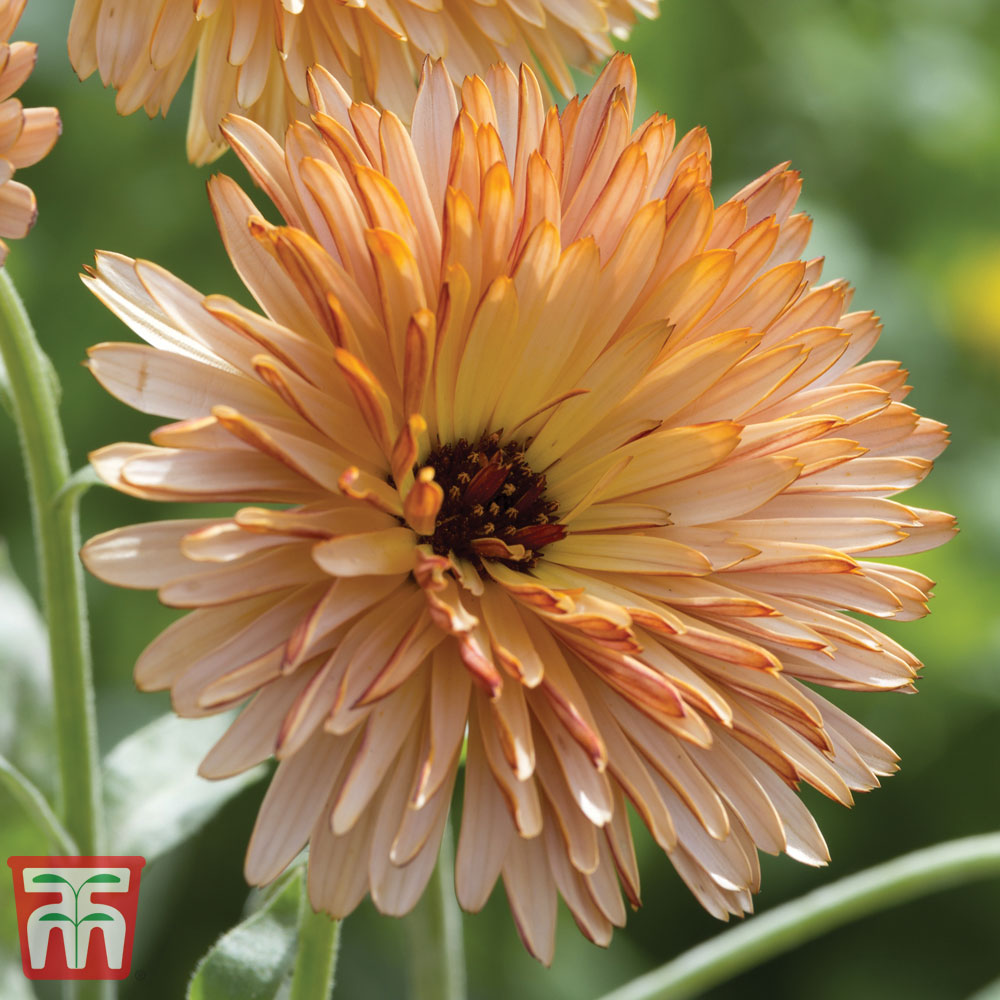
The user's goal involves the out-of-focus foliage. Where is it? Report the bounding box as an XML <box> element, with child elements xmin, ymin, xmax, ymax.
<box><xmin>1</xmin><ymin>1</ymin><xmax>999</xmax><ymax>998</ymax></box>
<box><xmin>103</xmin><ymin>714</ymin><xmax>265</xmax><ymax>863</ymax></box>
<box><xmin>0</xmin><ymin>544</ymin><xmax>52</xmax><ymax>789</ymax></box>
<box><xmin>186</xmin><ymin>868</ymin><xmax>304</xmax><ymax>1000</ymax></box>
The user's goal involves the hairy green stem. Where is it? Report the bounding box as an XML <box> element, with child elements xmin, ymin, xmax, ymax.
<box><xmin>406</xmin><ymin>817</ymin><xmax>466</xmax><ymax>1000</ymax></box>
<box><xmin>287</xmin><ymin>885</ymin><xmax>340</xmax><ymax>1000</ymax></box>
<box><xmin>0</xmin><ymin>270</ymin><xmax>106</xmax><ymax>1000</ymax></box>
<box><xmin>0</xmin><ymin>269</ymin><xmax>101</xmax><ymax>853</ymax></box>
<box><xmin>598</xmin><ymin>832</ymin><xmax>1000</xmax><ymax>1000</ymax></box>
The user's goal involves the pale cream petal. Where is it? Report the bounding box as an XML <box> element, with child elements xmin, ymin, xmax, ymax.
<box><xmin>0</xmin><ymin>175</ymin><xmax>32</xmax><ymax>237</ymax></box>
<box><xmin>85</xmin><ymin>253</ymin><xmax>240</xmax><ymax>370</ymax></box>
<box><xmin>479</xmin><ymin>582</ymin><xmax>547</xmax><ymax>687</ymax></box>
<box><xmin>528</xmin><ymin>686</ymin><xmax>613</xmax><ymax>828</ymax></box>
<box><xmin>82</xmin><ymin>518</ymin><xmax>221</xmax><ymax>589</ymax></box>
<box><xmin>307</xmin><ymin>796</ymin><xmax>379</xmax><ymax>919</ymax></box>
<box><xmin>604</xmin><ymin>783</ymin><xmax>641</xmax><ymax>908</ymax></box>
<box><xmin>312</xmin><ymin>527</ymin><xmax>417</xmax><ymax>576</ymax></box>
<box><xmin>533</xmin><ymin>728</ymin><xmax>600</xmax><ymax>873</ymax></box>
<box><xmin>410</xmin><ymin>57</ymin><xmax>459</xmax><ymax>217</ymax></box>
<box><xmin>729</xmin><ymin>568</ymin><xmax>902</xmax><ymax>618</ymax></box>
<box><xmin>723</xmin><ymin>734</ymin><xmax>830</xmax><ymax>866</ymax></box>
<box><xmin>108</xmin><ymin>445</ymin><xmax>324</xmax><ymax>503</ymax></box>
<box><xmin>370</xmin><ymin>772</ymin><xmax>451</xmax><ymax>916</ymax></box>
<box><xmin>285</xmin><ymin>573</ymin><xmax>408</xmax><ymax>669</ymax></box>
<box><xmin>86</xmin><ymin>342</ymin><xmax>283</xmax><ymax>420</ymax></box>
<box><xmin>656</xmin><ymin>778</ymin><xmax>754</xmax><ymax>892</ymax></box>
<box><xmin>198</xmin><ymin>662</ymin><xmax>322</xmax><ymax>779</ymax></box>
<box><xmin>541</xmin><ymin>808</ymin><xmax>613</xmax><ymax>946</ymax></box>
<box><xmin>391</xmin><ymin>754</ymin><xmax>458</xmax><ymax>867</ymax></box>
<box><xmin>455</xmin><ymin>710</ymin><xmax>516</xmax><ymax>912</ymax></box>
<box><xmin>501</xmin><ymin>834</ymin><xmax>558</xmax><ymax>966</ymax></box>
<box><xmin>135</xmin><ymin>590</ymin><xmax>284</xmax><ymax>691</ymax></box>
<box><xmin>686</xmin><ymin>738</ymin><xmax>786</xmax><ymax>857</ymax></box>
<box><xmin>412</xmin><ymin>645</ymin><xmax>472</xmax><ymax>807</ymax></box>
<box><xmin>281</xmin><ymin>586</ymin><xmax>420</xmax><ymax>749</ymax></box>
<box><xmin>158</xmin><ymin>544</ymin><xmax>323</xmax><ymax>608</ymax></box>
<box><xmin>244</xmin><ymin>730</ymin><xmax>356</xmax><ymax>884</ymax></box>
<box><xmin>606</xmin><ymin>422</ymin><xmax>741</xmax><ymax>499</ymax></box>
<box><xmin>8</xmin><ymin>106</ymin><xmax>60</xmax><ymax>168</ymax></box>
<box><xmin>172</xmin><ymin>585</ymin><xmax>328</xmax><ymax>712</ymax></box>
<box><xmin>475</xmin><ymin>691</ymin><xmax>544</xmax><ymax>838</ymax></box>
<box><xmin>331</xmin><ymin>675</ymin><xmax>427</xmax><ymax>834</ymax></box>
<box><xmin>543</xmin><ymin>534</ymin><xmax>711</xmax><ymax>576</ymax></box>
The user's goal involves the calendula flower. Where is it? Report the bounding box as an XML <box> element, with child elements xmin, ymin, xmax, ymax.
<box><xmin>0</xmin><ymin>0</ymin><xmax>60</xmax><ymax>263</ymax></box>
<box><xmin>67</xmin><ymin>0</ymin><xmax>658</xmax><ymax>165</ymax></box>
<box><xmin>81</xmin><ymin>55</ymin><xmax>954</xmax><ymax>961</ymax></box>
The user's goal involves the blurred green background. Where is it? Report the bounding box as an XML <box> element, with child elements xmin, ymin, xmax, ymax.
<box><xmin>2</xmin><ymin>0</ymin><xmax>1000</xmax><ymax>997</ymax></box>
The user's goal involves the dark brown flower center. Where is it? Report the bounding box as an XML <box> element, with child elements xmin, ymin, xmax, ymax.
<box><xmin>420</xmin><ymin>432</ymin><xmax>564</xmax><ymax>568</ymax></box>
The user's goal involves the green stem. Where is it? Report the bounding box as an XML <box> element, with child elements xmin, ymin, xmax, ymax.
<box><xmin>0</xmin><ymin>754</ymin><xmax>78</xmax><ymax>855</ymax></box>
<box><xmin>598</xmin><ymin>832</ymin><xmax>1000</xmax><ymax>1000</ymax></box>
<box><xmin>0</xmin><ymin>271</ymin><xmax>106</xmax><ymax>1000</ymax></box>
<box><xmin>287</xmin><ymin>883</ymin><xmax>340</xmax><ymax>1000</ymax></box>
<box><xmin>0</xmin><ymin>269</ymin><xmax>101</xmax><ymax>854</ymax></box>
<box><xmin>405</xmin><ymin>817</ymin><xmax>466</xmax><ymax>1000</ymax></box>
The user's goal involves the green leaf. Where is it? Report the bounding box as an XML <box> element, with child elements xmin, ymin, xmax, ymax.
<box><xmin>187</xmin><ymin>869</ymin><xmax>303</xmax><ymax>1000</ymax></box>
<box><xmin>103</xmin><ymin>713</ymin><xmax>266</xmax><ymax>864</ymax></box>
<box><xmin>52</xmin><ymin>465</ymin><xmax>102</xmax><ymax>519</ymax></box>
<box><xmin>0</xmin><ymin>543</ymin><xmax>53</xmax><ymax>789</ymax></box>
<box><xmin>31</xmin><ymin>874</ymin><xmax>71</xmax><ymax>885</ymax></box>
<box><xmin>80</xmin><ymin>914</ymin><xmax>114</xmax><ymax>923</ymax></box>
<box><xmin>38</xmin><ymin>914</ymin><xmax>73</xmax><ymax>923</ymax></box>
<box><xmin>968</xmin><ymin>975</ymin><xmax>1000</xmax><ymax>1000</ymax></box>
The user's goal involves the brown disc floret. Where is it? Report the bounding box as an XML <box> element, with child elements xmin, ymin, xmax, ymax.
<box><xmin>417</xmin><ymin>431</ymin><xmax>565</xmax><ymax>568</ymax></box>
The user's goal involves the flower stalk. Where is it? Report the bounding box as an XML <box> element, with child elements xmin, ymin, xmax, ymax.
<box><xmin>405</xmin><ymin>817</ymin><xmax>466</xmax><ymax>1000</ymax></box>
<box><xmin>0</xmin><ymin>269</ymin><xmax>108</xmax><ymax>1000</ymax></box>
<box><xmin>0</xmin><ymin>270</ymin><xmax>102</xmax><ymax>853</ymax></box>
<box><xmin>287</xmin><ymin>884</ymin><xmax>340</xmax><ymax>1000</ymax></box>
<box><xmin>598</xmin><ymin>832</ymin><xmax>1000</xmax><ymax>1000</ymax></box>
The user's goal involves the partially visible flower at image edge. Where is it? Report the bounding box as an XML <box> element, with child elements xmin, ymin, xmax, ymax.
<box><xmin>67</xmin><ymin>0</ymin><xmax>658</xmax><ymax>165</ymax></box>
<box><xmin>0</xmin><ymin>0</ymin><xmax>60</xmax><ymax>263</ymax></box>
<box><xmin>80</xmin><ymin>55</ymin><xmax>956</xmax><ymax>962</ymax></box>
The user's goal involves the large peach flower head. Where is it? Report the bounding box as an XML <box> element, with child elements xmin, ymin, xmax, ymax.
<box><xmin>0</xmin><ymin>0</ymin><xmax>60</xmax><ymax>262</ymax></box>
<box><xmin>81</xmin><ymin>55</ymin><xmax>954</xmax><ymax>961</ymax></box>
<box><xmin>68</xmin><ymin>0</ymin><xmax>657</xmax><ymax>165</ymax></box>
